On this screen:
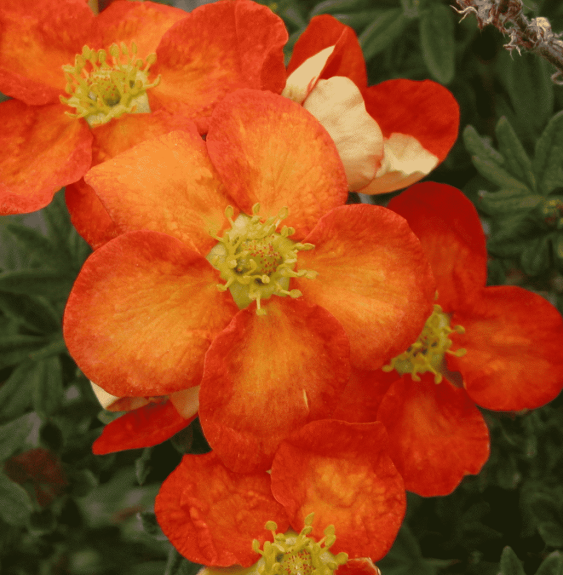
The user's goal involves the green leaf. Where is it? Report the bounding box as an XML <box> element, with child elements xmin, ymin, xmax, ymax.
<box><xmin>533</xmin><ymin>111</ymin><xmax>563</xmax><ymax>195</ymax></box>
<box><xmin>536</xmin><ymin>552</ymin><xmax>563</xmax><ymax>575</ymax></box>
<box><xmin>419</xmin><ymin>4</ymin><xmax>455</xmax><ymax>84</ymax></box>
<box><xmin>135</xmin><ymin>448</ymin><xmax>153</xmax><ymax>486</ymax></box>
<box><xmin>32</xmin><ymin>356</ymin><xmax>64</xmax><ymax>419</ymax></box>
<box><xmin>310</xmin><ymin>0</ymin><xmax>373</xmax><ymax>16</ymax></box>
<box><xmin>0</xmin><ymin>292</ymin><xmax>60</xmax><ymax>334</ymax></box>
<box><xmin>164</xmin><ymin>547</ymin><xmax>201</xmax><ymax>575</ymax></box>
<box><xmin>42</xmin><ymin>190</ymin><xmax>73</xmax><ymax>258</ymax></box>
<box><xmin>0</xmin><ymin>335</ymin><xmax>52</xmax><ymax>371</ymax></box>
<box><xmin>332</xmin><ymin>10</ymin><xmax>383</xmax><ymax>30</ymax></box>
<box><xmin>0</xmin><ymin>269</ymin><xmax>74</xmax><ymax>299</ymax></box>
<box><xmin>138</xmin><ymin>511</ymin><xmax>165</xmax><ymax>539</ymax></box>
<box><xmin>4</xmin><ymin>224</ymin><xmax>65</xmax><ymax>268</ymax></box>
<box><xmin>471</xmin><ymin>157</ymin><xmax>531</xmax><ymax>193</ymax></box>
<box><xmin>0</xmin><ymin>471</ymin><xmax>34</xmax><ymax>526</ymax></box>
<box><xmin>539</xmin><ymin>522</ymin><xmax>563</xmax><ymax>548</ymax></box>
<box><xmin>499</xmin><ymin>546</ymin><xmax>526</xmax><ymax>575</ymax></box>
<box><xmin>463</xmin><ymin>125</ymin><xmax>505</xmax><ymax>166</ymax></box>
<box><xmin>478</xmin><ymin>190</ymin><xmax>542</xmax><ymax>217</ymax></box>
<box><xmin>495</xmin><ymin>117</ymin><xmax>536</xmax><ymax>191</ymax></box>
<box><xmin>358</xmin><ymin>9</ymin><xmax>407</xmax><ymax>61</ymax></box>
<box><xmin>0</xmin><ymin>413</ymin><xmax>38</xmax><ymax>461</ymax></box>
<box><xmin>0</xmin><ymin>361</ymin><xmax>36</xmax><ymax>419</ymax></box>
<box><xmin>520</xmin><ymin>235</ymin><xmax>552</xmax><ymax>276</ymax></box>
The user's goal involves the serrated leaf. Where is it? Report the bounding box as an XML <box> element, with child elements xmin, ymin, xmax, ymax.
<box><xmin>533</xmin><ymin>111</ymin><xmax>563</xmax><ymax>195</ymax></box>
<box><xmin>358</xmin><ymin>9</ymin><xmax>407</xmax><ymax>61</ymax></box>
<box><xmin>32</xmin><ymin>356</ymin><xmax>64</xmax><ymax>419</ymax></box>
<box><xmin>539</xmin><ymin>522</ymin><xmax>563</xmax><ymax>547</ymax></box>
<box><xmin>478</xmin><ymin>190</ymin><xmax>542</xmax><ymax>216</ymax></box>
<box><xmin>0</xmin><ymin>269</ymin><xmax>74</xmax><ymax>299</ymax></box>
<box><xmin>499</xmin><ymin>546</ymin><xmax>526</xmax><ymax>575</ymax></box>
<box><xmin>0</xmin><ymin>472</ymin><xmax>34</xmax><ymax>526</ymax></box>
<box><xmin>0</xmin><ymin>361</ymin><xmax>36</xmax><ymax>419</ymax></box>
<box><xmin>536</xmin><ymin>552</ymin><xmax>563</xmax><ymax>575</ymax></box>
<box><xmin>419</xmin><ymin>4</ymin><xmax>455</xmax><ymax>84</ymax></box>
<box><xmin>495</xmin><ymin>117</ymin><xmax>536</xmax><ymax>191</ymax></box>
<box><xmin>0</xmin><ymin>292</ymin><xmax>60</xmax><ymax>334</ymax></box>
<box><xmin>310</xmin><ymin>0</ymin><xmax>373</xmax><ymax>16</ymax></box>
<box><xmin>472</xmin><ymin>157</ymin><xmax>531</xmax><ymax>193</ymax></box>
<box><xmin>463</xmin><ymin>125</ymin><xmax>505</xmax><ymax>165</ymax></box>
<box><xmin>0</xmin><ymin>412</ymin><xmax>38</xmax><ymax>461</ymax></box>
<box><xmin>135</xmin><ymin>448</ymin><xmax>153</xmax><ymax>486</ymax></box>
<box><xmin>520</xmin><ymin>235</ymin><xmax>551</xmax><ymax>276</ymax></box>
<box><xmin>0</xmin><ymin>335</ymin><xmax>52</xmax><ymax>370</ymax></box>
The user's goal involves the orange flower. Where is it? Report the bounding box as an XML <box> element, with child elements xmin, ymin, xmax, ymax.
<box><xmin>282</xmin><ymin>15</ymin><xmax>459</xmax><ymax>194</ymax></box>
<box><xmin>63</xmin><ymin>90</ymin><xmax>435</xmax><ymax>471</ymax></box>
<box><xmin>334</xmin><ymin>182</ymin><xmax>563</xmax><ymax>496</ymax></box>
<box><xmin>155</xmin><ymin>420</ymin><xmax>405</xmax><ymax>568</ymax></box>
<box><xmin>0</xmin><ymin>0</ymin><xmax>287</xmax><ymax>219</ymax></box>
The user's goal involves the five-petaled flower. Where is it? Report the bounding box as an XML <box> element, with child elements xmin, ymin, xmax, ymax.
<box><xmin>282</xmin><ymin>15</ymin><xmax>460</xmax><ymax>195</ymax></box>
<box><xmin>155</xmin><ymin>420</ymin><xmax>404</xmax><ymax>569</ymax></box>
<box><xmin>0</xmin><ymin>0</ymin><xmax>287</xmax><ymax>233</ymax></box>
<box><xmin>332</xmin><ymin>182</ymin><xmax>563</xmax><ymax>497</ymax></box>
<box><xmin>63</xmin><ymin>89</ymin><xmax>435</xmax><ymax>472</ymax></box>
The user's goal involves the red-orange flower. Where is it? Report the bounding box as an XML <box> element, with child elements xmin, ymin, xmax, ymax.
<box><xmin>0</xmin><ymin>0</ymin><xmax>287</xmax><ymax>221</ymax></box>
<box><xmin>155</xmin><ymin>420</ymin><xmax>405</xmax><ymax>568</ymax></box>
<box><xmin>63</xmin><ymin>90</ymin><xmax>435</xmax><ymax>472</ymax></box>
<box><xmin>282</xmin><ymin>15</ymin><xmax>459</xmax><ymax>194</ymax></box>
<box><xmin>334</xmin><ymin>182</ymin><xmax>563</xmax><ymax>497</ymax></box>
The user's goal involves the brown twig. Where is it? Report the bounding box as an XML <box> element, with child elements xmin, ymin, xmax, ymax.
<box><xmin>453</xmin><ymin>0</ymin><xmax>563</xmax><ymax>84</ymax></box>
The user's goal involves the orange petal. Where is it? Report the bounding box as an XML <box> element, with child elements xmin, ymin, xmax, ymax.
<box><xmin>84</xmin><ymin>129</ymin><xmax>233</xmax><ymax>255</ymax></box>
<box><xmin>92</xmin><ymin>400</ymin><xmax>195</xmax><ymax>455</ymax></box>
<box><xmin>286</xmin><ymin>14</ymin><xmax>367</xmax><ymax>91</ymax></box>
<box><xmin>294</xmin><ymin>204</ymin><xmax>435</xmax><ymax>369</ymax></box>
<box><xmin>332</xmin><ymin>368</ymin><xmax>398</xmax><ymax>423</ymax></box>
<box><xmin>0</xmin><ymin>0</ymin><xmax>93</xmax><ymax>104</ymax></box>
<box><xmin>155</xmin><ymin>451</ymin><xmax>290</xmax><ymax>567</ymax></box>
<box><xmin>302</xmin><ymin>77</ymin><xmax>384</xmax><ymax>191</ymax></box>
<box><xmin>449</xmin><ymin>286</ymin><xmax>563</xmax><ymax>411</ymax></box>
<box><xmin>336</xmin><ymin>559</ymin><xmax>381</xmax><ymax>575</ymax></box>
<box><xmin>388</xmin><ymin>182</ymin><xmax>487</xmax><ymax>312</ymax></box>
<box><xmin>376</xmin><ymin>374</ymin><xmax>490</xmax><ymax>496</ymax></box>
<box><xmin>93</xmin><ymin>0</ymin><xmax>187</xmax><ymax>59</ymax></box>
<box><xmin>207</xmin><ymin>89</ymin><xmax>348</xmax><ymax>240</ymax></box>
<box><xmin>63</xmin><ymin>230</ymin><xmax>238</xmax><ymax>397</ymax></box>
<box><xmin>150</xmin><ymin>0</ymin><xmax>287</xmax><ymax>134</ymax></box>
<box><xmin>0</xmin><ymin>101</ymin><xmax>92</xmax><ymax>214</ymax></box>
<box><xmin>68</xmin><ymin>111</ymin><xmax>201</xmax><ymax>249</ymax></box>
<box><xmin>271</xmin><ymin>420</ymin><xmax>406</xmax><ymax>561</ymax></box>
<box><xmin>199</xmin><ymin>297</ymin><xmax>350</xmax><ymax>473</ymax></box>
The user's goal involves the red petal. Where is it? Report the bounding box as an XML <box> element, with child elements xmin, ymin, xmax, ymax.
<box><xmin>0</xmin><ymin>0</ymin><xmax>93</xmax><ymax>105</ymax></box>
<box><xmin>93</xmin><ymin>0</ymin><xmax>187</xmax><ymax>59</ymax></box>
<box><xmin>155</xmin><ymin>451</ymin><xmax>289</xmax><ymax>567</ymax></box>
<box><xmin>336</xmin><ymin>559</ymin><xmax>381</xmax><ymax>575</ymax></box>
<box><xmin>85</xmin><ymin>129</ymin><xmax>232</xmax><ymax>255</ymax></box>
<box><xmin>449</xmin><ymin>286</ymin><xmax>563</xmax><ymax>411</ymax></box>
<box><xmin>0</xmin><ymin>101</ymin><xmax>92</xmax><ymax>214</ymax></box>
<box><xmin>92</xmin><ymin>401</ymin><xmax>195</xmax><ymax>455</ymax></box>
<box><xmin>199</xmin><ymin>298</ymin><xmax>350</xmax><ymax>474</ymax></box>
<box><xmin>271</xmin><ymin>420</ymin><xmax>405</xmax><ymax>561</ymax></box>
<box><xmin>207</xmin><ymin>89</ymin><xmax>348</xmax><ymax>241</ymax></box>
<box><xmin>69</xmin><ymin>111</ymin><xmax>200</xmax><ymax>249</ymax></box>
<box><xmin>377</xmin><ymin>374</ymin><xmax>490</xmax><ymax>496</ymax></box>
<box><xmin>363</xmin><ymin>79</ymin><xmax>459</xmax><ymax>162</ymax></box>
<box><xmin>287</xmin><ymin>15</ymin><xmax>367</xmax><ymax>90</ymax></box>
<box><xmin>150</xmin><ymin>0</ymin><xmax>287</xmax><ymax>133</ymax></box>
<box><xmin>388</xmin><ymin>182</ymin><xmax>487</xmax><ymax>312</ymax></box>
<box><xmin>294</xmin><ymin>204</ymin><xmax>435</xmax><ymax>369</ymax></box>
<box><xmin>332</xmin><ymin>368</ymin><xmax>398</xmax><ymax>423</ymax></box>
<box><xmin>63</xmin><ymin>230</ymin><xmax>238</xmax><ymax>397</ymax></box>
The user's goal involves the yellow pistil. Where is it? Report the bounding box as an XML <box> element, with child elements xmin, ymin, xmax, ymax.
<box><xmin>60</xmin><ymin>42</ymin><xmax>160</xmax><ymax>127</ymax></box>
<box><xmin>252</xmin><ymin>514</ymin><xmax>348</xmax><ymax>575</ymax></box>
<box><xmin>382</xmin><ymin>303</ymin><xmax>466</xmax><ymax>383</ymax></box>
<box><xmin>207</xmin><ymin>204</ymin><xmax>317</xmax><ymax>316</ymax></box>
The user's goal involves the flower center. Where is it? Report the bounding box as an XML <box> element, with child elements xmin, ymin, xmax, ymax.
<box><xmin>60</xmin><ymin>43</ymin><xmax>160</xmax><ymax>127</ymax></box>
<box><xmin>382</xmin><ymin>303</ymin><xmax>466</xmax><ymax>383</ymax></box>
<box><xmin>252</xmin><ymin>513</ymin><xmax>348</xmax><ymax>575</ymax></box>
<box><xmin>207</xmin><ymin>204</ymin><xmax>317</xmax><ymax>315</ymax></box>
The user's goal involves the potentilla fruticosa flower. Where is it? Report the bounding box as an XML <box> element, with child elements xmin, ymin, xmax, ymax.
<box><xmin>0</xmin><ymin>0</ymin><xmax>287</xmax><ymax>223</ymax></box>
<box><xmin>63</xmin><ymin>90</ymin><xmax>435</xmax><ymax>472</ymax></box>
<box><xmin>282</xmin><ymin>15</ymin><xmax>460</xmax><ymax>194</ymax></box>
<box><xmin>155</xmin><ymin>420</ymin><xmax>404</xmax><ymax>569</ymax></box>
<box><xmin>332</xmin><ymin>182</ymin><xmax>563</xmax><ymax>497</ymax></box>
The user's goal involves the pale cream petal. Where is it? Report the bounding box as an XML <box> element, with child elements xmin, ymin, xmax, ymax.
<box><xmin>303</xmin><ymin>76</ymin><xmax>384</xmax><ymax>191</ymax></box>
<box><xmin>281</xmin><ymin>45</ymin><xmax>335</xmax><ymax>104</ymax></box>
<box><xmin>169</xmin><ymin>386</ymin><xmax>200</xmax><ymax>419</ymax></box>
<box><xmin>90</xmin><ymin>381</ymin><xmax>150</xmax><ymax>412</ymax></box>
